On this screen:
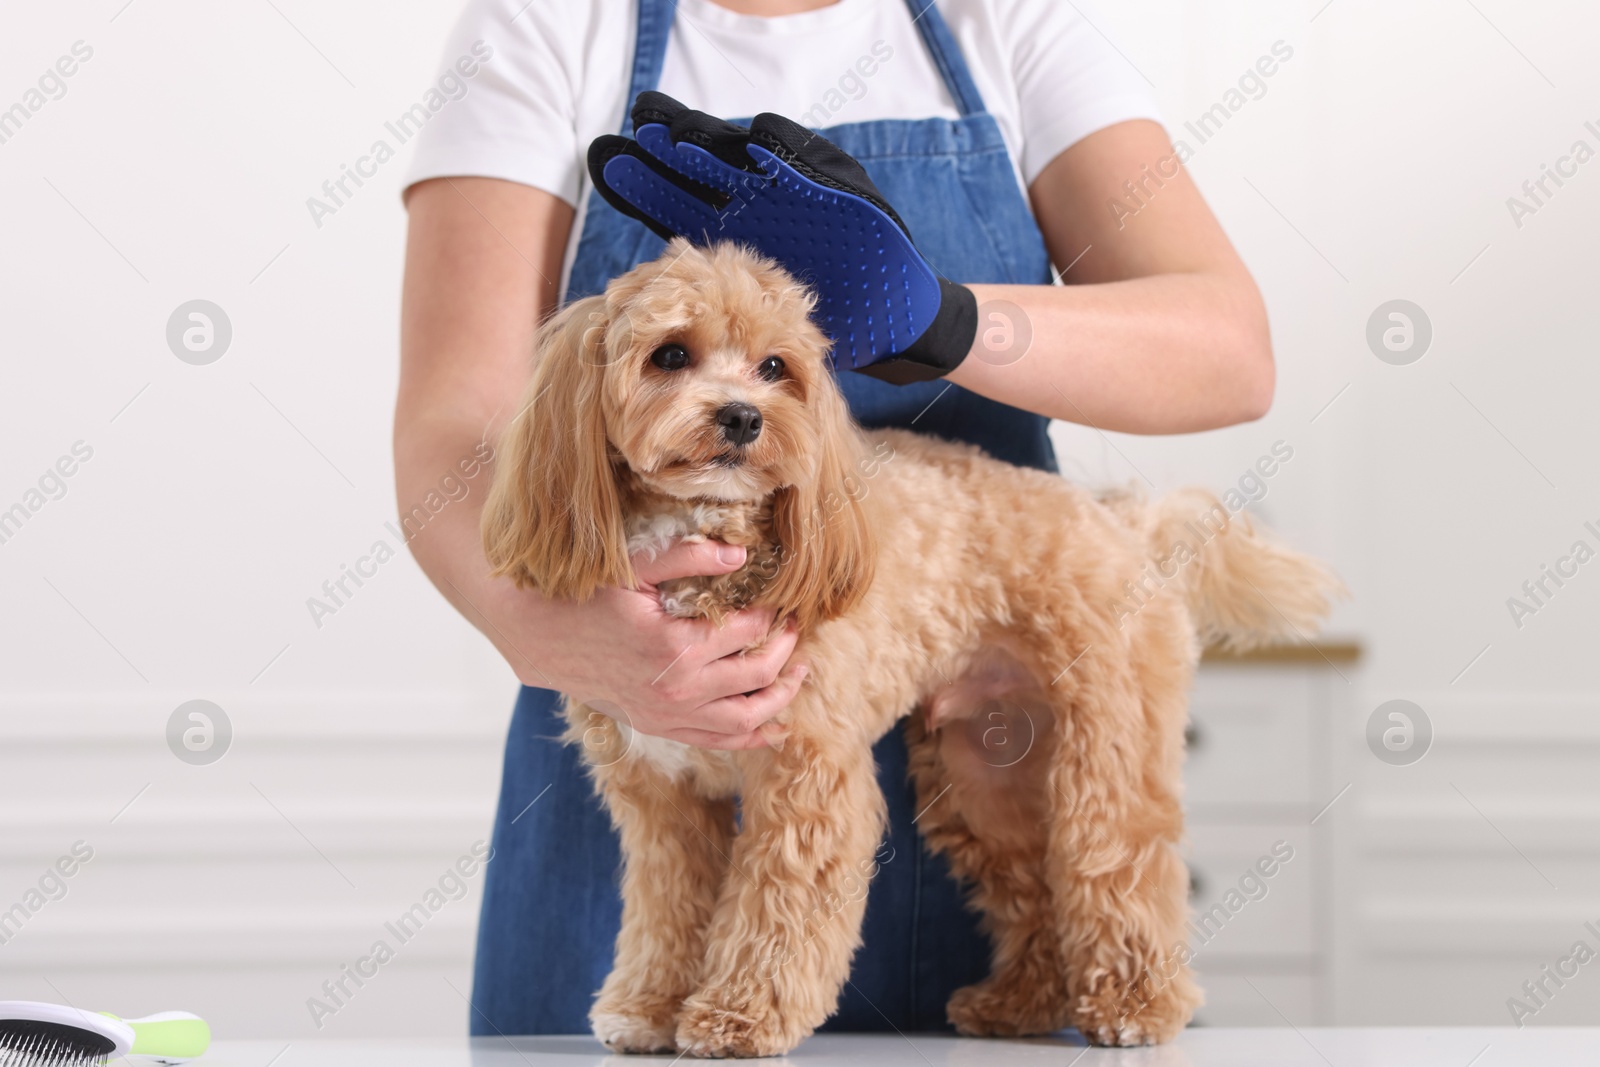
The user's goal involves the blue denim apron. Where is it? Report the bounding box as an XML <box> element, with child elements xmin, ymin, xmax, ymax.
<box><xmin>471</xmin><ymin>0</ymin><xmax>1058</xmax><ymax>1034</ymax></box>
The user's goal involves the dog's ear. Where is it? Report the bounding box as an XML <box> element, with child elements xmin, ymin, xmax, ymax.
<box><xmin>482</xmin><ymin>295</ymin><xmax>632</xmax><ymax>600</ymax></box>
<box><xmin>764</xmin><ymin>380</ymin><xmax>876</xmax><ymax>630</ymax></box>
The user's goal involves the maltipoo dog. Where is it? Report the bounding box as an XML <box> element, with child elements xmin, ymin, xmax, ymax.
<box><xmin>482</xmin><ymin>239</ymin><xmax>1336</xmax><ymax>1057</ymax></box>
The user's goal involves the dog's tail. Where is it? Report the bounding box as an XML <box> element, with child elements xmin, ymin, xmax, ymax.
<box><xmin>1102</xmin><ymin>487</ymin><xmax>1341</xmax><ymax>653</ymax></box>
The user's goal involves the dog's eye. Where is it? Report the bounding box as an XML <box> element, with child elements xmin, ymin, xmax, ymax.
<box><xmin>650</xmin><ymin>344</ymin><xmax>690</xmax><ymax>371</ymax></box>
<box><xmin>757</xmin><ymin>355</ymin><xmax>785</xmax><ymax>382</ymax></box>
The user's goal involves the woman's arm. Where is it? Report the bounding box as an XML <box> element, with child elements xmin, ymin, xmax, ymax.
<box><xmin>397</xmin><ymin>177</ymin><xmax>802</xmax><ymax>748</ymax></box>
<box><xmin>946</xmin><ymin>119</ymin><xmax>1274</xmax><ymax>434</ymax></box>
<box><xmin>397</xmin><ymin>176</ymin><xmax>565</xmax><ymax>625</ymax></box>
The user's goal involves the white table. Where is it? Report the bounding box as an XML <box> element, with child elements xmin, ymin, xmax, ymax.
<box><xmin>196</xmin><ymin>1030</ymin><xmax>1595</xmax><ymax>1066</ymax></box>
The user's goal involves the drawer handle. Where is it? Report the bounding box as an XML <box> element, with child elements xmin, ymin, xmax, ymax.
<box><xmin>1184</xmin><ymin>722</ymin><xmax>1203</xmax><ymax>750</ymax></box>
<box><xmin>1189</xmin><ymin>871</ymin><xmax>1204</xmax><ymax>898</ymax></box>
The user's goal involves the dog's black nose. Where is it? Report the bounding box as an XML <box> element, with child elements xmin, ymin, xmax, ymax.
<box><xmin>716</xmin><ymin>402</ymin><xmax>763</xmax><ymax>446</ymax></box>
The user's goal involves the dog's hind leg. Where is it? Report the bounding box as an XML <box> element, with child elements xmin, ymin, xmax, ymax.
<box><xmin>675</xmin><ymin>724</ymin><xmax>886</xmax><ymax>1058</ymax></box>
<box><xmin>1039</xmin><ymin>612</ymin><xmax>1201</xmax><ymax>1046</ymax></box>
<box><xmin>905</xmin><ymin>655</ymin><xmax>1072</xmax><ymax>1036</ymax></box>
<box><xmin>579</xmin><ymin>711</ymin><xmax>735</xmax><ymax>1054</ymax></box>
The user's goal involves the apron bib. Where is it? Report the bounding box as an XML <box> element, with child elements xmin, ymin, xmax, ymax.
<box><xmin>472</xmin><ymin>0</ymin><xmax>1059</xmax><ymax>1033</ymax></box>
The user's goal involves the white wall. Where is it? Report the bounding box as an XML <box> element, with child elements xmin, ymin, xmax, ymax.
<box><xmin>0</xmin><ymin>0</ymin><xmax>511</xmax><ymax>1039</ymax></box>
<box><xmin>2</xmin><ymin>0</ymin><xmax>1598</xmax><ymax>1040</ymax></box>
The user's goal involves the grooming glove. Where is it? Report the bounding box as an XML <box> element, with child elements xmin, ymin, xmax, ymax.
<box><xmin>588</xmin><ymin>92</ymin><xmax>977</xmax><ymax>384</ymax></box>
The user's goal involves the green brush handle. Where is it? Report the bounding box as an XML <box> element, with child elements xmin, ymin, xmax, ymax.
<box><xmin>100</xmin><ymin>1011</ymin><xmax>211</xmax><ymax>1064</ymax></box>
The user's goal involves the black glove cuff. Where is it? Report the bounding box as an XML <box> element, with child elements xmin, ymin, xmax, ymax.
<box><xmin>855</xmin><ymin>279</ymin><xmax>977</xmax><ymax>385</ymax></box>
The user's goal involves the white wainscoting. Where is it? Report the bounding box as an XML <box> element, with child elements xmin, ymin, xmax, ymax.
<box><xmin>1183</xmin><ymin>653</ymin><xmax>1350</xmax><ymax>1027</ymax></box>
<box><xmin>0</xmin><ymin>692</ymin><xmax>507</xmax><ymax>1039</ymax></box>
<box><xmin>9</xmin><ymin>667</ymin><xmax>1600</xmax><ymax>1034</ymax></box>
<box><xmin>1332</xmin><ymin>694</ymin><xmax>1600</xmax><ymax>1028</ymax></box>
<box><xmin>0</xmin><ymin>657</ymin><xmax>1359</xmax><ymax>1037</ymax></box>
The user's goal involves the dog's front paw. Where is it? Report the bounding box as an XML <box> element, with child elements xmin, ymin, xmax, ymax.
<box><xmin>674</xmin><ymin>982</ymin><xmax>804</xmax><ymax>1058</ymax></box>
<box><xmin>591</xmin><ymin>996</ymin><xmax>680</xmax><ymax>1054</ymax></box>
<box><xmin>947</xmin><ymin>974</ymin><xmax>1069</xmax><ymax>1037</ymax></box>
<box><xmin>1068</xmin><ymin>968</ymin><xmax>1198</xmax><ymax>1047</ymax></box>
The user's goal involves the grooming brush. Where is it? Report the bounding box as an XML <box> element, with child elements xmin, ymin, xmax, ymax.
<box><xmin>0</xmin><ymin>1001</ymin><xmax>210</xmax><ymax>1066</ymax></box>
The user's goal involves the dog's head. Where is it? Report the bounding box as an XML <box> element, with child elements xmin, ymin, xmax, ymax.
<box><xmin>483</xmin><ymin>239</ymin><xmax>874</xmax><ymax>626</ymax></box>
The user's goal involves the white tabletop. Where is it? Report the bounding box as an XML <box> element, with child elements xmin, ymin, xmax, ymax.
<box><xmin>198</xmin><ymin>1030</ymin><xmax>1595</xmax><ymax>1066</ymax></box>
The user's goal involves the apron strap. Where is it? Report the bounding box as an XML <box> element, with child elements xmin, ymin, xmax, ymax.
<box><xmin>620</xmin><ymin>0</ymin><xmax>992</xmax><ymax>133</ymax></box>
<box><xmin>902</xmin><ymin>0</ymin><xmax>986</xmax><ymax>117</ymax></box>
<box><xmin>621</xmin><ymin>0</ymin><xmax>678</xmax><ymax>134</ymax></box>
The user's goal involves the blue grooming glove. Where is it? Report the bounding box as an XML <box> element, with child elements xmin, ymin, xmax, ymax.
<box><xmin>588</xmin><ymin>92</ymin><xmax>978</xmax><ymax>384</ymax></box>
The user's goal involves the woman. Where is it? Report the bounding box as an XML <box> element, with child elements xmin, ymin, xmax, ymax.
<box><xmin>396</xmin><ymin>0</ymin><xmax>1271</xmax><ymax>1035</ymax></box>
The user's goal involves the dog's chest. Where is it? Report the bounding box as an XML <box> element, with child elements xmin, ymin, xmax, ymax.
<box><xmin>616</xmin><ymin>493</ymin><xmax>780</xmax><ymax>782</ymax></box>
<box><xmin>623</xmin><ymin>495</ymin><xmax>780</xmax><ymax>624</ymax></box>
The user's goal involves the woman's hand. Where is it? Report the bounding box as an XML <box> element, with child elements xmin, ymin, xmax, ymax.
<box><xmin>410</xmin><ymin>482</ymin><xmax>806</xmax><ymax>751</ymax></box>
<box><xmin>480</xmin><ymin>538</ymin><xmax>806</xmax><ymax>751</ymax></box>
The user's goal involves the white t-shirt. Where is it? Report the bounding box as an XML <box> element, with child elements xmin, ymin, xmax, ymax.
<box><xmin>404</xmin><ymin>0</ymin><xmax>1162</xmax><ymax>266</ymax></box>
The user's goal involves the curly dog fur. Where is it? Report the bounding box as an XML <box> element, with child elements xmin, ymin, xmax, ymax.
<box><xmin>482</xmin><ymin>240</ymin><xmax>1337</xmax><ymax>1056</ymax></box>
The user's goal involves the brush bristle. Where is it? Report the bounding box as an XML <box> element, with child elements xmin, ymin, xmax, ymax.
<box><xmin>0</xmin><ymin>1019</ymin><xmax>115</xmax><ymax>1067</ymax></box>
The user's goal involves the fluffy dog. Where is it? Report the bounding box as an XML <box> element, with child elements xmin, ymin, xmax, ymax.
<box><xmin>482</xmin><ymin>239</ymin><xmax>1336</xmax><ymax>1056</ymax></box>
